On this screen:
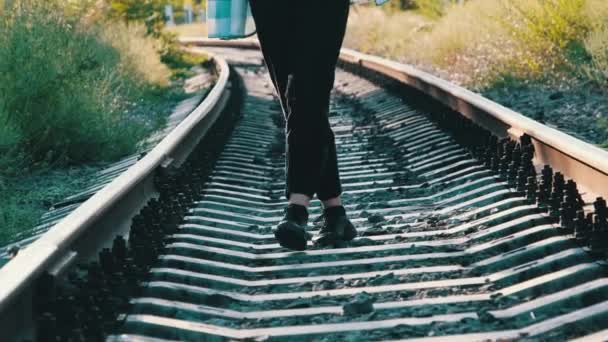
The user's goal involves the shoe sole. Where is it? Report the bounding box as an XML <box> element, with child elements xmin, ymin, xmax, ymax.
<box><xmin>274</xmin><ymin>222</ymin><xmax>309</xmax><ymax>251</ymax></box>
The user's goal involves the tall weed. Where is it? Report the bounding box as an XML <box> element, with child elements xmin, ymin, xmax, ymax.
<box><xmin>0</xmin><ymin>0</ymin><xmax>167</xmax><ymax>165</ymax></box>
<box><xmin>346</xmin><ymin>0</ymin><xmax>608</xmax><ymax>88</ymax></box>
<box><xmin>585</xmin><ymin>25</ymin><xmax>608</xmax><ymax>89</ymax></box>
<box><xmin>346</xmin><ymin>7</ymin><xmax>431</xmax><ymax>60</ymax></box>
<box><xmin>413</xmin><ymin>1</ymin><xmax>507</xmax><ymax>64</ymax></box>
<box><xmin>101</xmin><ymin>21</ymin><xmax>171</xmax><ymax>88</ymax></box>
<box><xmin>496</xmin><ymin>0</ymin><xmax>588</xmax><ymax>76</ymax></box>
<box><xmin>414</xmin><ymin>0</ymin><xmax>448</xmax><ymax>19</ymax></box>
<box><xmin>582</xmin><ymin>0</ymin><xmax>608</xmax><ymax>89</ymax></box>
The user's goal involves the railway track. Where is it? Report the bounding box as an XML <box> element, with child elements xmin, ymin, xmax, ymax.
<box><xmin>2</xmin><ymin>44</ymin><xmax>608</xmax><ymax>341</ymax></box>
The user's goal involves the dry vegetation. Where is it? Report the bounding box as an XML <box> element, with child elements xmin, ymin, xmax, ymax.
<box><xmin>101</xmin><ymin>22</ymin><xmax>172</xmax><ymax>87</ymax></box>
<box><xmin>346</xmin><ymin>0</ymin><xmax>608</xmax><ymax>89</ymax></box>
<box><xmin>165</xmin><ymin>22</ymin><xmax>207</xmax><ymax>38</ymax></box>
<box><xmin>345</xmin><ymin>0</ymin><xmax>608</xmax><ymax>150</ymax></box>
<box><xmin>0</xmin><ymin>0</ymin><xmax>203</xmax><ymax>244</ymax></box>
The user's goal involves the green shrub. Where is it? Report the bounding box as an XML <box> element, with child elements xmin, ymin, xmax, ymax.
<box><xmin>503</xmin><ymin>0</ymin><xmax>588</xmax><ymax>49</ymax></box>
<box><xmin>0</xmin><ymin>0</ymin><xmax>168</xmax><ymax>165</ymax></box>
<box><xmin>496</xmin><ymin>0</ymin><xmax>589</xmax><ymax>75</ymax></box>
<box><xmin>0</xmin><ymin>116</ymin><xmax>30</xmax><ymax>176</ymax></box>
<box><xmin>108</xmin><ymin>0</ymin><xmax>166</xmax><ymax>36</ymax></box>
<box><xmin>160</xmin><ymin>32</ymin><xmax>209</xmax><ymax>71</ymax></box>
<box><xmin>415</xmin><ymin>0</ymin><xmax>448</xmax><ymax>19</ymax></box>
<box><xmin>0</xmin><ymin>0</ymin><xmax>190</xmax><ymax>244</ymax></box>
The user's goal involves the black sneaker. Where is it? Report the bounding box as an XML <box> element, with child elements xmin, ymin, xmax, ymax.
<box><xmin>274</xmin><ymin>204</ymin><xmax>310</xmax><ymax>251</ymax></box>
<box><xmin>312</xmin><ymin>206</ymin><xmax>357</xmax><ymax>247</ymax></box>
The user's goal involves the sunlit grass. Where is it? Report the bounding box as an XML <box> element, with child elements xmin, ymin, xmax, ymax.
<box><xmin>165</xmin><ymin>22</ymin><xmax>207</xmax><ymax>38</ymax></box>
<box><xmin>0</xmin><ymin>0</ymin><xmax>193</xmax><ymax>245</ymax></box>
<box><xmin>0</xmin><ymin>0</ymin><xmax>174</xmax><ymax>164</ymax></box>
<box><xmin>345</xmin><ymin>7</ymin><xmax>431</xmax><ymax>61</ymax></box>
<box><xmin>582</xmin><ymin>0</ymin><xmax>608</xmax><ymax>88</ymax></box>
<box><xmin>346</xmin><ymin>0</ymin><xmax>608</xmax><ymax>89</ymax></box>
<box><xmin>102</xmin><ymin>21</ymin><xmax>171</xmax><ymax>87</ymax></box>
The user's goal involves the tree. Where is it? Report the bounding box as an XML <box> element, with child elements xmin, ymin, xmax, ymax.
<box><xmin>107</xmin><ymin>0</ymin><xmax>166</xmax><ymax>35</ymax></box>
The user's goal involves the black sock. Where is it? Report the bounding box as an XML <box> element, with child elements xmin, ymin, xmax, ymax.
<box><xmin>324</xmin><ymin>205</ymin><xmax>346</xmax><ymax>218</ymax></box>
<box><xmin>286</xmin><ymin>204</ymin><xmax>309</xmax><ymax>223</ymax></box>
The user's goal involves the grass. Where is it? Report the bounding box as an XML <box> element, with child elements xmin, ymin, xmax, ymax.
<box><xmin>346</xmin><ymin>0</ymin><xmax>608</xmax><ymax>87</ymax></box>
<box><xmin>345</xmin><ymin>7</ymin><xmax>432</xmax><ymax>61</ymax></box>
<box><xmin>101</xmin><ymin>22</ymin><xmax>172</xmax><ymax>88</ymax></box>
<box><xmin>412</xmin><ymin>0</ymin><xmax>447</xmax><ymax>19</ymax></box>
<box><xmin>160</xmin><ymin>31</ymin><xmax>210</xmax><ymax>72</ymax></box>
<box><xmin>0</xmin><ymin>165</ymin><xmax>101</xmax><ymax>244</ymax></box>
<box><xmin>583</xmin><ymin>2</ymin><xmax>608</xmax><ymax>89</ymax></box>
<box><xmin>164</xmin><ymin>22</ymin><xmax>207</xmax><ymax>38</ymax></box>
<box><xmin>0</xmin><ymin>0</ymin><xmax>206</xmax><ymax>246</ymax></box>
<box><xmin>160</xmin><ymin>24</ymin><xmax>213</xmax><ymax>79</ymax></box>
<box><xmin>0</xmin><ymin>0</ymin><xmax>172</xmax><ymax>165</ymax></box>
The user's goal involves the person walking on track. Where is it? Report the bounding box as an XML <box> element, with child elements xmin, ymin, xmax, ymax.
<box><xmin>208</xmin><ymin>0</ymin><xmax>389</xmax><ymax>250</ymax></box>
<box><xmin>247</xmin><ymin>0</ymin><xmax>359</xmax><ymax>251</ymax></box>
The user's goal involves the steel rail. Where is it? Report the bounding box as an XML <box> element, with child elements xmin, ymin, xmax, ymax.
<box><xmin>0</xmin><ymin>53</ymin><xmax>231</xmax><ymax>340</ymax></box>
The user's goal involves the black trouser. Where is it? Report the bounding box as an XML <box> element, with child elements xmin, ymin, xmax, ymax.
<box><xmin>248</xmin><ymin>0</ymin><xmax>350</xmax><ymax>201</ymax></box>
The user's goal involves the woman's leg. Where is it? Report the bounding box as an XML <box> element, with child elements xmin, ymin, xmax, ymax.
<box><xmin>248</xmin><ymin>0</ymin><xmax>312</xmax><ymax>210</ymax></box>
<box><xmin>287</xmin><ymin>0</ymin><xmax>350</xmax><ymax>203</ymax></box>
<box><xmin>249</xmin><ymin>0</ymin><xmax>312</xmax><ymax>250</ymax></box>
<box><xmin>249</xmin><ymin>0</ymin><xmax>355</xmax><ymax>249</ymax></box>
<box><xmin>291</xmin><ymin>1</ymin><xmax>356</xmax><ymax>246</ymax></box>
<box><xmin>250</xmin><ymin>0</ymin><xmax>350</xmax><ymax>203</ymax></box>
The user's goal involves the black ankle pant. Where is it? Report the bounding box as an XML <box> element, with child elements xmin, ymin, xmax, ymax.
<box><xmin>249</xmin><ymin>0</ymin><xmax>350</xmax><ymax>201</ymax></box>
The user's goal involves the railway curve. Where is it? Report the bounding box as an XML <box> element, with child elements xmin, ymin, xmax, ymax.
<box><xmin>0</xmin><ymin>42</ymin><xmax>607</xmax><ymax>341</ymax></box>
